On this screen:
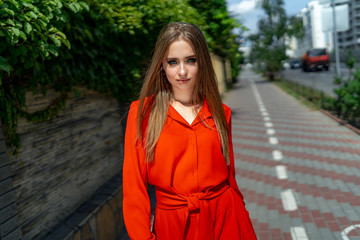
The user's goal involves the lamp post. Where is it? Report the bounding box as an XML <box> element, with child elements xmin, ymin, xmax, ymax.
<box><xmin>332</xmin><ymin>0</ymin><xmax>341</xmax><ymax>76</ymax></box>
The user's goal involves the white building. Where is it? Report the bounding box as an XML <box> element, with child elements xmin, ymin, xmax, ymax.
<box><xmin>293</xmin><ymin>1</ymin><xmax>333</xmax><ymax>58</ymax></box>
<box><xmin>336</xmin><ymin>0</ymin><xmax>359</xmax><ymax>51</ymax></box>
<box><xmin>292</xmin><ymin>0</ymin><xmax>353</xmax><ymax>59</ymax></box>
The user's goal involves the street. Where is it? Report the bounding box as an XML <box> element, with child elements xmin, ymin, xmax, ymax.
<box><xmin>281</xmin><ymin>64</ymin><xmax>355</xmax><ymax>97</ymax></box>
<box><xmin>224</xmin><ymin>68</ymin><xmax>360</xmax><ymax>240</ymax></box>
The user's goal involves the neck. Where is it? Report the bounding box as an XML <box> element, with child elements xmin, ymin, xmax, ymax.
<box><xmin>172</xmin><ymin>90</ymin><xmax>193</xmax><ymax>106</ymax></box>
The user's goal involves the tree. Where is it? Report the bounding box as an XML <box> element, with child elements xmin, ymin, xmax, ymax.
<box><xmin>249</xmin><ymin>0</ymin><xmax>304</xmax><ymax>80</ymax></box>
<box><xmin>189</xmin><ymin>0</ymin><xmax>245</xmax><ymax>80</ymax></box>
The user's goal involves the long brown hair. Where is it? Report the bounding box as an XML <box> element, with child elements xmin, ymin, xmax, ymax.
<box><xmin>137</xmin><ymin>22</ymin><xmax>230</xmax><ymax>165</ymax></box>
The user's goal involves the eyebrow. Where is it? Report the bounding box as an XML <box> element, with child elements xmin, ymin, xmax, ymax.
<box><xmin>165</xmin><ymin>55</ymin><xmax>196</xmax><ymax>60</ymax></box>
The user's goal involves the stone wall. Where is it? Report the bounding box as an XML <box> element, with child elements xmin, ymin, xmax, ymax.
<box><xmin>43</xmin><ymin>173</ymin><xmax>124</xmax><ymax>240</ymax></box>
<box><xmin>0</xmin><ymin>125</ymin><xmax>22</xmax><ymax>240</ymax></box>
<box><xmin>5</xmin><ymin>89</ymin><xmax>126</xmax><ymax>239</ymax></box>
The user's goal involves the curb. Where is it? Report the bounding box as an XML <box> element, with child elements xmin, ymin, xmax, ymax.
<box><xmin>320</xmin><ymin>109</ymin><xmax>360</xmax><ymax>135</ymax></box>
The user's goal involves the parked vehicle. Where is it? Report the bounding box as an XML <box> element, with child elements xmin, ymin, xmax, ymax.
<box><xmin>289</xmin><ymin>59</ymin><xmax>302</xmax><ymax>69</ymax></box>
<box><xmin>301</xmin><ymin>48</ymin><xmax>329</xmax><ymax>71</ymax></box>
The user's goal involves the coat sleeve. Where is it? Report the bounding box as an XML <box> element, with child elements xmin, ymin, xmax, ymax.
<box><xmin>224</xmin><ymin>106</ymin><xmax>244</xmax><ymax>201</ymax></box>
<box><xmin>123</xmin><ymin>101</ymin><xmax>156</xmax><ymax>240</ymax></box>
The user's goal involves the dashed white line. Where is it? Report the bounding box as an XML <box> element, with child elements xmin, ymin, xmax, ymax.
<box><xmin>269</xmin><ymin>137</ymin><xmax>279</xmax><ymax>145</ymax></box>
<box><xmin>290</xmin><ymin>226</ymin><xmax>309</xmax><ymax>240</ymax></box>
<box><xmin>263</xmin><ymin>116</ymin><xmax>271</xmax><ymax>122</ymax></box>
<box><xmin>276</xmin><ymin>165</ymin><xmax>288</xmax><ymax>179</ymax></box>
<box><xmin>272</xmin><ymin>150</ymin><xmax>283</xmax><ymax>161</ymax></box>
<box><xmin>281</xmin><ymin>189</ymin><xmax>298</xmax><ymax>211</ymax></box>
<box><xmin>259</xmin><ymin>107</ymin><xmax>267</xmax><ymax>112</ymax></box>
<box><xmin>266</xmin><ymin>128</ymin><xmax>276</xmax><ymax>135</ymax></box>
<box><xmin>250</xmin><ymin>77</ymin><xmax>311</xmax><ymax>239</ymax></box>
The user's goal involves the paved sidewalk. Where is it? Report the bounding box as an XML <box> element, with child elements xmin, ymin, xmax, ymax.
<box><xmin>224</xmin><ymin>68</ymin><xmax>360</xmax><ymax>240</ymax></box>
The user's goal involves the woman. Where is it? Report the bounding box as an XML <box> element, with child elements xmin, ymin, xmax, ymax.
<box><xmin>123</xmin><ymin>22</ymin><xmax>257</xmax><ymax>240</ymax></box>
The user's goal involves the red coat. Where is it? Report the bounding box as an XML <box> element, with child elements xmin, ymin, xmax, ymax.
<box><xmin>123</xmin><ymin>99</ymin><xmax>257</xmax><ymax>239</ymax></box>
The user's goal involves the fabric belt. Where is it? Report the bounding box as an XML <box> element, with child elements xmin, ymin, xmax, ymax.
<box><xmin>155</xmin><ymin>181</ymin><xmax>230</xmax><ymax>239</ymax></box>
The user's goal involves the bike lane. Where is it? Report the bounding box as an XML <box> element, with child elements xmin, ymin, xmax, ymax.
<box><xmin>224</xmin><ymin>68</ymin><xmax>360</xmax><ymax>240</ymax></box>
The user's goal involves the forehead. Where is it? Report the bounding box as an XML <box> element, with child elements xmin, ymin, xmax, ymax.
<box><xmin>165</xmin><ymin>39</ymin><xmax>196</xmax><ymax>57</ymax></box>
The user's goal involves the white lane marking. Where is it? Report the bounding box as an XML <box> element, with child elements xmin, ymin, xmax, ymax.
<box><xmin>290</xmin><ymin>226</ymin><xmax>309</xmax><ymax>240</ymax></box>
<box><xmin>261</xmin><ymin>112</ymin><xmax>269</xmax><ymax>116</ymax></box>
<box><xmin>276</xmin><ymin>165</ymin><xmax>288</xmax><ymax>179</ymax></box>
<box><xmin>263</xmin><ymin>116</ymin><xmax>271</xmax><ymax>122</ymax></box>
<box><xmin>266</xmin><ymin>128</ymin><xmax>276</xmax><ymax>135</ymax></box>
<box><xmin>269</xmin><ymin>137</ymin><xmax>279</xmax><ymax>145</ymax></box>
<box><xmin>259</xmin><ymin>107</ymin><xmax>267</xmax><ymax>112</ymax></box>
<box><xmin>281</xmin><ymin>189</ymin><xmax>298</xmax><ymax>211</ymax></box>
<box><xmin>272</xmin><ymin>150</ymin><xmax>283</xmax><ymax>161</ymax></box>
<box><xmin>264</xmin><ymin>122</ymin><xmax>273</xmax><ymax>128</ymax></box>
<box><xmin>341</xmin><ymin>225</ymin><xmax>360</xmax><ymax>240</ymax></box>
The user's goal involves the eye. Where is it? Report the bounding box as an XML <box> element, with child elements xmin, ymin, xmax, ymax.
<box><xmin>167</xmin><ymin>60</ymin><xmax>177</xmax><ymax>65</ymax></box>
<box><xmin>187</xmin><ymin>58</ymin><xmax>196</xmax><ymax>63</ymax></box>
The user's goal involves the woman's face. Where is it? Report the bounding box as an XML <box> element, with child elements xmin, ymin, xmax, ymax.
<box><xmin>162</xmin><ymin>39</ymin><xmax>198</xmax><ymax>95</ymax></box>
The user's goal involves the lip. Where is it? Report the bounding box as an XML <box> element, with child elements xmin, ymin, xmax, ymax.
<box><xmin>176</xmin><ymin>79</ymin><xmax>190</xmax><ymax>83</ymax></box>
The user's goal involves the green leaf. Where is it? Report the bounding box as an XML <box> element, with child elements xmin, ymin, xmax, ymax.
<box><xmin>0</xmin><ymin>8</ymin><xmax>14</xmax><ymax>16</ymax></box>
<box><xmin>5</xmin><ymin>18</ymin><xmax>15</xmax><ymax>26</ymax></box>
<box><xmin>49</xmin><ymin>34</ymin><xmax>61</xmax><ymax>47</ymax></box>
<box><xmin>48</xmin><ymin>27</ymin><xmax>58</xmax><ymax>33</ymax></box>
<box><xmin>67</xmin><ymin>3</ymin><xmax>77</xmax><ymax>13</ymax></box>
<box><xmin>46</xmin><ymin>45</ymin><xmax>58</xmax><ymax>56</ymax></box>
<box><xmin>0</xmin><ymin>56</ymin><xmax>11</xmax><ymax>74</ymax></box>
<box><xmin>73</xmin><ymin>2</ymin><xmax>81</xmax><ymax>11</ymax></box>
<box><xmin>37</xmin><ymin>19</ymin><xmax>47</xmax><ymax>28</ymax></box>
<box><xmin>19</xmin><ymin>31</ymin><xmax>26</xmax><ymax>41</ymax></box>
<box><xmin>22</xmin><ymin>2</ymin><xmax>37</xmax><ymax>12</ymax></box>
<box><xmin>24</xmin><ymin>22</ymin><xmax>32</xmax><ymax>34</ymax></box>
<box><xmin>10</xmin><ymin>27</ymin><xmax>20</xmax><ymax>37</ymax></box>
<box><xmin>26</xmin><ymin>11</ymin><xmax>38</xmax><ymax>19</ymax></box>
<box><xmin>78</xmin><ymin>2</ymin><xmax>89</xmax><ymax>11</ymax></box>
<box><xmin>54</xmin><ymin>31</ymin><xmax>66</xmax><ymax>39</ymax></box>
<box><xmin>60</xmin><ymin>38</ymin><xmax>70</xmax><ymax>49</ymax></box>
<box><xmin>7</xmin><ymin>0</ymin><xmax>19</xmax><ymax>9</ymax></box>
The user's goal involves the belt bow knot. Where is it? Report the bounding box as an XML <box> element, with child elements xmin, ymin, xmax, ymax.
<box><xmin>187</xmin><ymin>192</ymin><xmax>207</xmax><ymax>212</ymax></box>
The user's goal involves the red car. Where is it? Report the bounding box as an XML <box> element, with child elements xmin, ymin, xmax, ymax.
<box><xmin>301</xmin><ymin>48</ymin><xmax>329</xmax><ymax>71</ymax></box>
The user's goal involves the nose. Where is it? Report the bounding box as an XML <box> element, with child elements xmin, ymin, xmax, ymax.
<box><xmin>179</xmin><ymin>63</ymin><xmax>187</xmax><ymax>77</ymax></box>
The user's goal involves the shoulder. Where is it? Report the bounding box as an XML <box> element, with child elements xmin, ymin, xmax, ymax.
<box><xmin>128</xmin><ymin>96</ymin><xmax>154</xmax><ymax>118</ymax></box>
<box><xmin>129</xmin><ymin>99</ymin><xmax>140</xmax><ymax>110</ymax></box>
<box><xmin>128</xmin><ymin>100</ymin><xmax>140</xmax><ymax>118</ymax></box>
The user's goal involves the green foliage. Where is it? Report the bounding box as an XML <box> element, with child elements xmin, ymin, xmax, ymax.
<box><xmin>1</xmin><ymin>0</ymin><xmax>243</xmax><ymax>152</ymax></box>
<box><xmin>333</xmin><ymin>59</ymin><xmax>360</xmax><ymax>125</ymax></box>
<box><xmin>249</xmin><ymin>0</ymin><xmax>304</xmax><ymax>79</ymax></box>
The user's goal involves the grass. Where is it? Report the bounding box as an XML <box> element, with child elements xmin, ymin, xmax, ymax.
<box><xmin>274</xmin><ymin>78</ymin><xmax>335</xmax><ymax>111</ymax></box>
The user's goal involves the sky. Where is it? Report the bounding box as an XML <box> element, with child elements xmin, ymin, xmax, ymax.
<box><xmin>227</xmin><ymin>0</ymin><xmax>310</xmax><ymax>35</ymax></box>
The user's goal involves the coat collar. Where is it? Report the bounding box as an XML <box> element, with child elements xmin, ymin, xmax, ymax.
<box><xmin>167</xmin><ymin>99</ymin><xmax>212</xmax><ymax>127</ymax></box>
